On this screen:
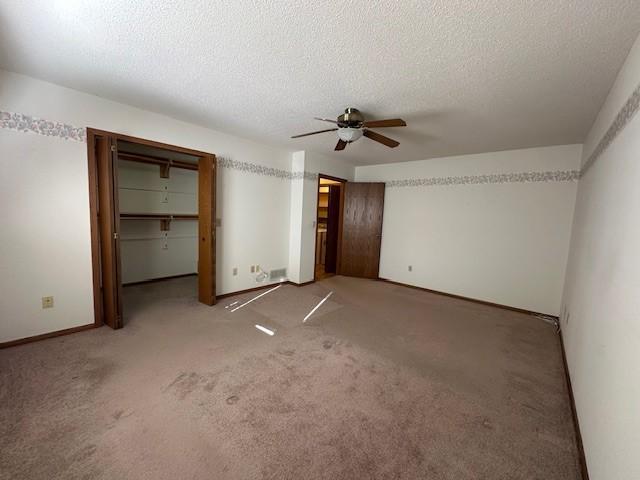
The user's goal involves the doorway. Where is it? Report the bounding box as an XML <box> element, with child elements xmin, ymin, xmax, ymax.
<box><xmin>87</xmin><ymin>129</ymin><xmax>216</xmax><ymax>329</ymax></box>
<box><xmin>314</xmin><ymin>175</ymin><xmax>346</xmax><ymax>281</ymax></box>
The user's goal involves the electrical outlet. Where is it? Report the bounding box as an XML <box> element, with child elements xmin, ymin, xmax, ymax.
<box><xmin>162</xmin><ymin>243</ymin><xmax>168</xmax><ymax>250</ymax></box>
<box><xmin>161</xmin><ymin>195</ymin><xmax>168</xmax><ymax>203</ymax></box>
<box><xmin>42</xmin><ymin>296</ymin><xmax>54</xmax><ymax>309</ymax></box>
<box><xmin>233</xmin><ymin>267</ymin><xmax>238</xmax><ymax>276</ymax></box>
<box><xmin>251</xmin><ymin>265</ymin><xmax>255</xmax><ymax>273</ymax></box>
<box><xmin>408</xmin><ymin>265</ymin><xmax>412</xmax><ymax>272</ymax></box>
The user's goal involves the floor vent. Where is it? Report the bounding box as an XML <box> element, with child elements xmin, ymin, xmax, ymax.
<box><xmin>270</xmin><ymin>268</ymin><xmax>287</xmax><ymax>280</ymax></box>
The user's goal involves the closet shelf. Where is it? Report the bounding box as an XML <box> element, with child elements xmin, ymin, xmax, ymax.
<box><xmin>120</xmin><ymin>213</ymin><xmax>197</xmax><ymax>231</ymax></box>
<box><xmin>119</xmin><ymin>152</ymin><xmax>199</xmax><ymax>176</ymax></box>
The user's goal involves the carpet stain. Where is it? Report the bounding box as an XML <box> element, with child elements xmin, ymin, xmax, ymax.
<box><xmin>277</xmin><ymin>349</ymin><xmax>296</xmax><ymax>357</ymax></box>
<box><xmin>70</xmin><ymin>443</ymin><xmax>97</xmax><ymax>462</ymax></box>
<box><xmin>204</xmin><ymin>381</ymin><xmax>217</xmax><ymax>392</ymax></box>
<box><xmin>226</xmin><ymin>395</ymin><xmax>239</xmax><ymax>405</ymax></box>
<box><xmin>112</xmin><ymin>409</ymin><xmax>133</xmax><ymax>421</ymax></box>
<box><xmin>166</xmin><ymin>372</ymin><xmax>220</xmax><ymax>399</ymax></box>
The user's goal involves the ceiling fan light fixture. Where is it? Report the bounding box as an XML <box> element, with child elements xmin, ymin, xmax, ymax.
<box><xmin>337</xmin><ymin>127</ymin><xmax>363</xmax><ymax>143</ymax></box>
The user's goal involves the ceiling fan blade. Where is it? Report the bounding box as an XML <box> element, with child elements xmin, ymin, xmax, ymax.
<box><xmin>363</xmin><ymin>118</ymin><xmax>407</xmax><ymax>128</ymax></box>
<box><xmin>314</xmin><ymin>117</ymin><xmax>339</xmax><ymax>124</ymax></box>
<box><xmin>291</xmin><ymin>128</ymin><xmax>338</xmax><ymax>139</ymax></box>
<box><xmin>335</xmin><ymin>139</ymin><xmax>347</xmax><ymax>151</ymax></box>
<box><xmin>363</xmin><ymin>129</ymin><xmax>400</xmax><ymax>148</ymax></box>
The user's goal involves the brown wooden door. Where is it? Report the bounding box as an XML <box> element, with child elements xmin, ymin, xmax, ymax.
<box><xmin>95</xmin><ymin>135</ymin><xmax>123</xmax><ymax>328</ymax></box>
<box><xmin>339</xmin><ymin>182</ymin><xmax>385</xmax><ymax>278</ymax></box>
<box><xmin>198</xmin><ymin>155</ymin><xmax>216</xmax><ymax>305</ymax></box>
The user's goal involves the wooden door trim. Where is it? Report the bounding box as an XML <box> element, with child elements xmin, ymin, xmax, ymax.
<box><xmin>198</xmin><ymin>155</ymin><xmax>216</xmax><ymax>305</ymax></box>
<box><xmin>87</xmin><ymin>128</ymin><xmax>211</xmax><ymax>157</ymax></box>
<box><xmin>87</xmin><ymin>129</ymin><xmax>103</xmax><ymax>326</ymax></box>
<box><xmin>87</xmin><ymin>128</ymin><xmax>217</xmax><ymax>325</ymax></box>
<box><xmin>313</xmin><ymin>174</ymin><xmax>348</xmax><ymax>281</ymax></box>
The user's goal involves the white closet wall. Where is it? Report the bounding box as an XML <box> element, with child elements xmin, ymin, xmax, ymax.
<box><xmin>118</xmin><ymin>159</ymin><xmax>198</xmax><ymax>283</ymax></box>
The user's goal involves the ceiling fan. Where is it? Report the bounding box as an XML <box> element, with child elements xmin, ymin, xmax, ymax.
<box><xmin>291</xmin><ymin>108</ymin><xmax>406</xmax><ymax>151</ymax></box>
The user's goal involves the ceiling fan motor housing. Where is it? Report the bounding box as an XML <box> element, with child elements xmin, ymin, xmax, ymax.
<box><xmin>337</xmin><ymin>107</ymin><xmax>364</xmax><ymax>127</ymax></box>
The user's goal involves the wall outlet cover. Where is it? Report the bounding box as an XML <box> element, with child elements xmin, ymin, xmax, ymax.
<box><xmin>408</xmin><ymin>265</ymin><xmax>412</xmax><ymax>272</ymax></box>
<box><xmin>42</xmin><ymin>296</ymin><xmax>54</xmax><ymax>308</ymax></box>
<box><xmin>233</xmin><ymin>267</ymin><xmax>238</xmax><ymax>276</ymax></box>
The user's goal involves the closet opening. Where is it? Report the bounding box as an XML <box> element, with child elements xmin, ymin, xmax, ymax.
<box><xmin>314</xmin><ymin>174</ymin><xmax>346</xmax><ymax>281</ymax></box>
<box><xmin>87</xmin><ymin>129</ymin><xmax>216</xmax><ymax>329</ymax></box>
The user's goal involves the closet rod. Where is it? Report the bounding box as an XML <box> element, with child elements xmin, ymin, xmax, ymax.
<box><xmin>118</xmin><ymin>152</ymin><xmax>199</xmax><ymax>171</ymax></box>
<box><xmin>120</xmin><ymin>213</ymin><xmax>198</xmax><ymax>220</ymax></box>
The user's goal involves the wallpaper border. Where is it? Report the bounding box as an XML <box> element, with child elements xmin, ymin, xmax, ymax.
<box><xmin>581</xmin><ymin>81</ymin><xmax>640</xmax><ymax>176</ymax></box>
<box><xmin>5</xmin><ymin>87</ymin><xmax>638</xmax><ymax>186</ymax></box>
<box><xmin>385</xmin><ymin>169</ymin><xmax>580</xmax><ymax>188</ymax></box>
<box><xmin>1</xmin><ymin>110</ymin><xmax>86</xmax><ymax>142</ymax></box>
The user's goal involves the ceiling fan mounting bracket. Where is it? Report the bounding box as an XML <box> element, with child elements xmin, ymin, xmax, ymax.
<box><xmin>337</xmin><ymin>107</ymin><xmax>365</xmax><ymax>128</ymax></box>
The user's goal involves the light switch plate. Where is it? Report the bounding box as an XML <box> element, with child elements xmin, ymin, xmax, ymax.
<box><xmin>42</xmin><ymin>296</ymin><xmax>54</xmax><ymax>309</ymax></box>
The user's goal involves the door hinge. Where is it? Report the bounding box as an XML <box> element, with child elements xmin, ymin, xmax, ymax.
<box><xmin>113</xmin><ymin>232</ymin><xmax>119</xmax><ymax>240</ymax></box>
<box><xmin>110</xmin><ymin>145</ymin><xmax>116</xmax><ymax>152</ymax></box>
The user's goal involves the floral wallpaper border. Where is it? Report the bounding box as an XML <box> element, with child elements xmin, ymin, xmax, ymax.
<box><xmin>216</xmin><ymin>157</ymin><xmax>309</xmax><ymax>180</ymax></box>
<box><xmin>581</xmin><ymin>82</ymin><xmax>640</xmax><ymax>176</ymax></box>
<box><xmin>385</xmin><ymin>169</ymin><xmax>580</xmax><ymax>188</ymax></box>
<box><xmin>1</xmin><ymin>110</ymin><xmax>86</xmax><ymax>142</ymax></box>
<box><xmin>5</xmin><ymin>79</ymin><xmax>640</xmax><ymax>186</ymax></box>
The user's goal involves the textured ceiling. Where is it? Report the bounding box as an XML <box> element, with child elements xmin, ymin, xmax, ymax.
<box><xmin>1</xmin><ymin>1</ymin><xmax>639</xmax><ymax>165</ymax></box>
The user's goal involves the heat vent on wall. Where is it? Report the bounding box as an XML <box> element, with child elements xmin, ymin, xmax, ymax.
<box><xmin>270</xmin><ymin>268</ymin><xmax>287</xmax><ymax>280</ymax></box>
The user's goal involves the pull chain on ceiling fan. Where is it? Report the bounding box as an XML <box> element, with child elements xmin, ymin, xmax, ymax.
<box><xmin>291</xmin><ymin>108</ymin><xmax>406</xmax><ymax>151</ymax></box>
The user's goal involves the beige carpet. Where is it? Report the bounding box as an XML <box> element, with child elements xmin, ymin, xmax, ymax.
<box><xmin>0</xmin><ymin>276</ymin><xmax>582</xmax><ymax>479</ymax></box>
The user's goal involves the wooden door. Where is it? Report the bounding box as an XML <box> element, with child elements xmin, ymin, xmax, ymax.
<box><xmin>95</xmin><ymin>135</ymin><xmax>123</xmax><ymax>328</ymax></box>
<box><xmin>198</xmin><ymin>155</ymin><xmax>216</xmax><ymax>305</ymax></box>
<box><xmin>339</xmin><ymin>182</ymin><xmax>385</xmax><ymax>279</ymax></box>
<box><xmin>324</xmin><ymin>184</ymin><xmax>341</xmax><ymax>273</ymax></box>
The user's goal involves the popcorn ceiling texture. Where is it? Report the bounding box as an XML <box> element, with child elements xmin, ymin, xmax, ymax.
<box><xmin>1</xmin><ymin>1</ymin><xmax>639</xmax><ymax>165</ymax></box>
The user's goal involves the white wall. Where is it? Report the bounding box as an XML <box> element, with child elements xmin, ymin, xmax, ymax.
<box><xmin>118</xmin><ymin>160</ymin><xmax>198</xmax><ymax>284</ymax></box>
<box><xmin>356</xmin><ymin>145</ymin><xmax>582</xmax><ymax>315</ymax></box>
<box><xmin>0</xmin><ymin>130</ymin><xmax>95</xmax><ymax>342</ymax></box>
<box><xmin>287</xmin><ymin>151</ymin><xmax>354</xmax><ymax>284</ymax></box>
<box><xmin>287</xmin><ymin>152</ymin><xmax>306</xmax><ymax>284</ymax></box>
<box><xmin>0</xmin><ymin>69</ymin><xmax>294</xmax><ymax>343</ymax></box>
<box><xmin>561</xmin><ymin>34</ymin><xmax>640</xmax><ymax>480</ymax></box>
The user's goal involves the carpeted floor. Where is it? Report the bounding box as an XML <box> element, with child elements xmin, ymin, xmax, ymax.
<box><xmin>0</xmin><ymin>276</ymin><xmax>582</xmax><ymax>479</ymax></box>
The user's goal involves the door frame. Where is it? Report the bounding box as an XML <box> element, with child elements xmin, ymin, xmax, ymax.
<box><xmin>87</xmin><ymin>128</ymin><xmax>217</xmax><ymax>327</ymax></box>
<box><xmin>313</xmin><ymin>173</ymin><xmax>347</xmax><ymax>281</ymax></box>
